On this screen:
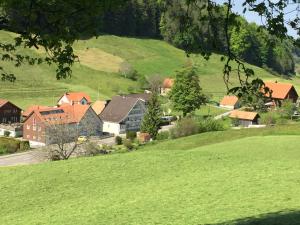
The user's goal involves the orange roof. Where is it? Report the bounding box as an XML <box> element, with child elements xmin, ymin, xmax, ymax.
<box><xmin>92</xmin><ymin>101</ymin><xmax>106</xmax><ymax>115</ymax></box>
<box><xmin>229</xmin><ymin>110</ymin><xmax>259</xmax><ymax>121</ymax></box>
<box><xmin>26</xmin><ymin>105</ymin><xmax>90</xmax><ymax>125</ymax></box>
<box><xmin>59</xmin><ymin>92</ymin><xmax>91</xmax><ymax>104</ymax></box>
<box><xmin>0</xmin><ymin>99</ymin><xmax>8</xmax><ymax>107</ymax></box>
<box><xmin>162</xmin><ymin>78</ymin><xmax>174</xmax><ymax>89</ymax></box>
<box><xmin>22</xmin><ymin>105</ymin><xmax>51</xmax><ymax>117</ymax></box>
<box><xmin>220</xmin><ymin>96</ymin><xmax>239</xmax><ymax>106</ymax></box>
<box><xmin>264</xmin><ymin>82</ymin><xmax>296</xmax><ymax>100</ymax></box>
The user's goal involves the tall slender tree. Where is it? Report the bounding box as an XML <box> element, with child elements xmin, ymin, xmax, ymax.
<box><xmin>140</xmin><ymin>93</ymin><xmax>162</xmax><ymax>139</ymax></box>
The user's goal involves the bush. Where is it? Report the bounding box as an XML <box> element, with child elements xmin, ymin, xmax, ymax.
<box><xmin>170</xmin><ymin>117</ymin><xmax>199</xmax><ymax>139</ymax></box>
<box><xmin>48</xmin><ymin>150</ymin><xmax>61</xmax><ymax>161</ymax></box>
<box><xmin>156</xmin><ymin>131</ymin><xmax>170</xmax><ymax>140</ymax></box>
<box><xmin>4</xmin><ymin>130</ymin><xmax>11</xmax><ymax>137</ymax></box>
<box><xmin>20</xmin><ymin>141</ymin><xmax>30</xmax><ymax>151</ymax></box>
<box><xmin>126</xmin><ymin>131</ymin><xmax>137</xmax><ymax>141</ymax></box>
<box><xmin>123</xmin><ymin>139</ymin><xmax>134</xmax><ymax>151</ymax></box>
<box><xmin>260</xmin><ymin>112</ymin><xmax>279</xmax><ymax>125</ymax></box>
<box><xmin>197</xmin><ymin>118</ymin><xmax>224</xmax><ymax>132</ymax></box>
<box><xmin>115</xmin><ymin>136</ymin><xmax>123</xmax><ymax>145</ymax></box>
<box><xmin>84</xmin><ymin>142</ymin><xmax>101</xmax><ymax>156</ymax></box>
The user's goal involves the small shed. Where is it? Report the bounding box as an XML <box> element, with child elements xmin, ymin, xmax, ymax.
<box><xmin>229</xmin><ymin>110</ymin><xmax>260</xmax><ymax>127</ymax></box>
<box><xmin>220</xmin><ymin>96</ymin><xmax>240</xmax><ymax>110</ymax></box>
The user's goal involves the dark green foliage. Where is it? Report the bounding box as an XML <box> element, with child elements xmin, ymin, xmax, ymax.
<box><xmin>140</xmin><ymin>93</ymin><xmax>162</xmax><ymax>139</ymax></box>
<box><xmin>101</xmin><ymin>0</ymin><xmax>161</xmax><ymax>38</ymax></box>
<box><xmin>115</xmin><ymin>136</ymin><xmax>123</xmax><ymax>145</ymax></box>
<box><xmin>169</xmin><ymin>67</ymin><xmax>207</xmax><ymax>117</ymax></box>
<box><xmin>0</xmin><ymin>138</ymin><xmax>30</xmax><ymax>155</ymax></box>
<box><xmin>126</xmin><ymin>131</ymin><xmax>137</xmax><ymax>141</ymax></box>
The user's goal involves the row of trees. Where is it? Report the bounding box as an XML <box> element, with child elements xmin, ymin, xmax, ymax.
<box><xmin>160</xmin><ymin>0</ymin><xmax>297</xmax><ymax>76</ymax></box>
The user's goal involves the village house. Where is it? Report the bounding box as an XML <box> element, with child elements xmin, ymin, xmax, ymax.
<box><xmin>220</xmin><ymin>96</ymin><xmax>240</xmax><ymax>110</ymax></box>
<box><xmin>160</xmin><ymin>78</ymin><xmax>174</xmax><ymax>96</ymax></box>
<box><xmin>0</xmin><ymin>99</ymin><xmax>21</xmax><ymax>124</ymax></box>
<box><xmin>22</xmin><ymin>105</ymin><xmax>52</xmax><ymax>120</ymax></box>
<box><xmin>23</xmin><ymin>104</ymin><xmax>102</xmax><ymax>146</ymax></box>
<box><xmin>229</xmin><ymin>110</ymin><xmax>260</xmax><ymax>127</ymax></box>
<box><xmin>124</xmin><ymin>93</ymin><xmax>152</xmax><ymax>104</ymax></box>
<box><xmin>92</xmin><ymin>100</ymin><xmax>108</xmax><ymax>116</ymax></box>
<box><xmin>57</xmin><ymin>92</ymin><xmax>92</xmax><ymax>106</ymax></box>
<box><xmin>99</xmin><ymin>96</ymin><xmax>147</xmax><ymax>135</ymax></box>
<box><xmin>264</xmin><ymin>82</ymin><xmax>298</xmax><ymax>107</ymax></box>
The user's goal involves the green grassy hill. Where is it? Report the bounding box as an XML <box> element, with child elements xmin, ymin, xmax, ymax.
<box><xmin>2</xmin><ymin>30</ymin><xmax>300</xmax><ymax>109</ymax></box>
<box><xmin>1</xmin><ymin>125</ymin><xmax>300</xmax><ymax>224</ymax></box>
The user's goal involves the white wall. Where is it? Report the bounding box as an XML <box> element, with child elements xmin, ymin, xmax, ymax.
<box><xmin>102</xmin><ymin>122</ymin><xmax>122</xmax><ymax>135</ymax></box>
<box><xmin>0</xmin><ymin>128</ymin><xmax>22</xmax><ymax>137</ymax></box>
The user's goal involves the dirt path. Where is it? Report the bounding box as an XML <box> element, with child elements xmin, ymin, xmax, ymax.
<box><xmin>0</xmin><ymin>150</ymin><xmax>47</xmax><ymax>167</ymax></box>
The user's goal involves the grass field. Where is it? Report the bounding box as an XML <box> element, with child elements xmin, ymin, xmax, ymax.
<box><xmin>1</xmin><ymin>125</ymin><xmax>300</xmax><ymax>224</ymax></box>
<box><xmin>2</xmin><ymin>30</ymin><xmax>300</xmax><ymax>109</ymax></box>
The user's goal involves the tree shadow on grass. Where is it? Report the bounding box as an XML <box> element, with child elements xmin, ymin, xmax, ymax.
<box><xmin>205</xmin><ymin>210</ymin><xmax>300</xmax><ymax>225</ymax></box>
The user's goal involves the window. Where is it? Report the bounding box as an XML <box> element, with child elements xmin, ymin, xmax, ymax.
<box><xmin>33</xmin><ymin>126</ymin><xmax>36</xmax><ymax>131</ymax></box>
<box><xmin>33</xmin><ymin>136</ymin><xmax>36</xmax><ymax>140</ymax></box>
<box><xmin>27</xmin><ymin>125</ymin><xmax>30</xmax><ymax>130</ymax></box>
<box><xmin>33</xmin><ymin>118</ymin><xmax>36</xmax><ymax>126</ymax></box>
<box><xmin>26</xmin><ymin>135</ymin><xmax>30</xmax><ymax>138</ymax></box>
<box><xmin>38</xmin><ymin>126</ymin><xmax>41</xmax><ymax>131</ymax></box>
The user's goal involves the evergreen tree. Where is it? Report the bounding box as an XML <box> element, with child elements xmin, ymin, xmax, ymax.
<box><xmin>169</xmin><ymin>67</ymin><xmax>207</xmax><ymax>117</ymax></box>
<box><xmin>140</xmin><ymin>93</ymin><xmax>162</xmax><ymax>139</ymax></box>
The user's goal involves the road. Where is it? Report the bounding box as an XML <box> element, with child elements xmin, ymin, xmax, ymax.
<box><xmin>0</xmin><ymin>150</ymin><xmax>47</xmax><ymax>167</ymax></box>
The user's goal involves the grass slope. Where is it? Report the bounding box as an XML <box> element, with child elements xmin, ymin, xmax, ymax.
<box><xmin>2</xmin><ymin>30</ymin><xmax>300</xmax><ymax>109</ymax></box>
<box><xmin>1</xmin><ymin>126</ymin><xmax>300</xmax><ymax>224</ymax></box>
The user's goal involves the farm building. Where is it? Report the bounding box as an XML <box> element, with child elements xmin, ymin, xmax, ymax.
<box><xmin>57</xmin><ymin>92</ymin><xmax>92</xmax><ymax>106</ymax></box>
<box><xmin>264</xmin><ymin>82</ymin><xmax>298</xmax><ymax>106</ymax></box>
<box><xmin>160</xmin><ymin>78</ymin><xmax>174</xmax><ymax>96</ymax></box>
<box><xmin>124</xmin><ymin>93</ymin><xmax>152</xmax><ymax>105</ymax></box>
<box><xmin>0</xmin><ymin>99</ymin><xmax>21</xmax><ymax>124</ymax></box>
<box><xmin>99</xmin><ymin>96</ymin><xmax>146</xmax><ymax>135</ymax></box>
<box><xmin>23</xmin><ymin>104</ymin><xmax>102</xmax><ymax>147</ymax></box>
<box><xmin>92</xmin><ymin>100</ymin><xmax>108</xmax><ymax>116</ymax></box>
<box><xmin>220</xmin><ymin>96</ymin><xmax>240</xmax><ymax>110</ymax></box>
<box><xmin>229</xmin><ymin>110</ymin><xmax>260</xmax><ymax>127</ymax></box>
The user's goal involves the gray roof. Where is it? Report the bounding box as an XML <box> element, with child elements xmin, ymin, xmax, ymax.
<box><xmin>124</xmin><ymin>93</ymin><xmax>152</xmax><ymax>102</ymax></box>
<box><xmin>99</xmin><ymin>96</ymin><xmax>139</xmax><ymax>123</ymax></box>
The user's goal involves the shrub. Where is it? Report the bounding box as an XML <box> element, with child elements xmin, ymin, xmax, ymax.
<box><xmin>123</xmin><ymin>139</ymin><xmax>134</xmax><ymax>151</ymax></box>
<box><xmin>156</xmin><ymin>131</ymin><xmax>170</xmax><ymax>140</ymax></box>
<box><xmin>115</xmin><ymin>136</ymin><xmax>123</xmax><ymax>145</ymax></box>
<box><xmin>4</xmin><ymin>130</ymin><xmax>11</xmax><ymax>137</ymax></box>
<box><xmin>126</xmin><ymin>131</ymin><xmax>137</xmax><ymax>141</ymax></box>
<box><xmin>197</xmin><ymin>118</ymin><xmax>224</xmax><ymax>132</ymax></box>
<box><xmin>48</xmin><ymin>150</ymin><xmax>61</xmax><ymax>161</ymax></box>
<box><xmin>170</xmin><ymin>117</ymin><xmax>199</xmax><ymax>139</ymax></box>
<box><xmin>20</xmin><ymin>141</ymin><xmax>30</xmax><ymax>151</ymax></box>
<box><xmin>84</xmin><ymin>142</ymin><xmax>101</xmax><ymax>156</ymax></box>
<box><xmin>260</xmin><ymin>112</ymin><xmax>279</xmax><ymax>125</ymax></box>
<box><xmin>6</xmin><ymin>141</ymin><xmax>20</xmax><ymax>154</ymax></box>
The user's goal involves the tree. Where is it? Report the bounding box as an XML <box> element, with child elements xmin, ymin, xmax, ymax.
<box><xmin>0</xmin><ymin>0</ymin><xmax>128</xmax><ymax>80</ymax></box>
<box><xmin>169</xmin><ymin>67</ymin><xmax>206</xmax><ymax>117</ymax></box>
<box><xmin>281</xmin><ymin>100</ymin><xmax>297</xmax><ymax>120</ymax></box>
<box><xmin>46</xmin><ymin>116</ymin><xmax>100</xmax><ymax>160</ymax></box>
<box><xmin>140</xmin><ymin>93</ymin><xmax>162</xmax><ymax>139</ymax></box>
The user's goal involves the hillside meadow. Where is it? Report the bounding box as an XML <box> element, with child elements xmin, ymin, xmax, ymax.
<box><xmin>1</xmin><ymin>125</ymin><xmax>300</xmax><ymax>224</ymax></box>
<box><xmin>1</xmin><ymin>30</ymin><xmax>300</xmax><ymax>109</ymax></box>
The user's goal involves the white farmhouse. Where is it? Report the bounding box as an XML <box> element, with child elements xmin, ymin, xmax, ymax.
<box><xmin>99</xmin><ymin>96</ymin><xmax>147</xmax><ymax>135</ymax></box>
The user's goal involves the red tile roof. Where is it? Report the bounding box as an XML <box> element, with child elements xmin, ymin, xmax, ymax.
<box><xmin>264</xmin><ymin>82</ymin><xmax>297</xmax><ymax>100</ymax></box>
<box><xmin>26</xmin><ymin>105</ymin><xmax>90</xmax><ymax>125</ymax></box>
<box><xmin>22</xmin><ymin>105</ymin><xmax>51</xmax><ymax>117</ymax></box>
<box><xmin>59</xmin><ymin>92</ymin><xmax>91</xmax><ymax>104</ymax></box>
<box><xmin>162</xmin><ymin>78</ymin><xmax>174</xmax><ymax>89</ymax></box>
<box><xmin>229</xmin><ymin>110</ymin><xmax>259</xmax><ymax>121</ymax></box>
<box><xmin>220</xmin><ymin>96</ymin><xmax>239</xmax><ymax>106</ymax></box>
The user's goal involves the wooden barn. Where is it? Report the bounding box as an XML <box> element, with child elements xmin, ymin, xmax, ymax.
<box><xmin>229</xmin><ymin>110</ymin><xmax>260</xmax><ymax>127</ymax></box>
